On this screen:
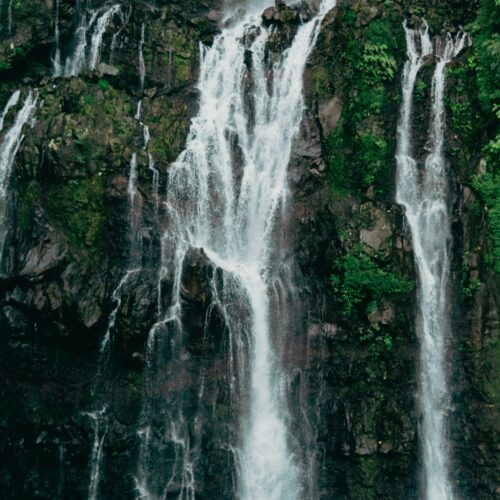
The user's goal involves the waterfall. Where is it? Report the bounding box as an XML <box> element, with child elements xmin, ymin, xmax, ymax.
<box><xmin>128</xmin><ymin>152</ymin><xmax>138</xmax><ymax>208</ymax></box>
<box><xmin>7</xmin><ymin>0</ymin><xmax>12</xmax><ymax>36</ymax></box>
<box><xmin>0</xmin><ymin>90</ymin><xmax>20</xmax><ymax>131</ymax></box>
<box><xmin>0</xmin><ymin>91</ymin><xmax>38</xmax><ymax>269</ymax></box>
<box><xmin>148</xmin><ymin>154</ymin><xmax>159</xmax><ymax>224</ymax></box>
<box><xmin>58</xmin><ymin>441</ymin><xmax>65</xmax><ymax>498</ymax></box>
<box><xmin>109</xmin><ymin>6</ymin><xmax>130</xmax><ymax>65</ymax></box>
<box><xmin>85</xmin><ymin>407</ymin><xmax>108</xmax><ymax>500</ymax></box>
<box><xmin>52</xmin><ymin>0</ymin><xmax>62</xmax><ymax>76</ymax></box>
<box><xmin>99</xmin><ymin>268</ymin><xmax>140</xmax><ymax>355</ymax></box>
<box><xmin>135</xmin><ymin>1</ymin><xmax>336</xmax><ymax>498</ymax></box>
<box><xmin>88</xmin><ymin>5</ymin><xmax>122</xmax><ymax>71</ymax></box>
<box><xmin>85</xmin><ymin>149</ymin><xmax>143</xmax><ymax>497</ymax></box>
<box><xmin>138</xmin><ymin>23</ymin><xmax>146</xmax><ymax>92</ymax></box>
<box><xmin>396</xmin><ymin>22</ymin><xmax>469</xmax><ymax>500</ymax></box>
<box><xmin>54</xmin><ymin>4</ymin><xmax>122</xmax><ymax>77</ymax></box>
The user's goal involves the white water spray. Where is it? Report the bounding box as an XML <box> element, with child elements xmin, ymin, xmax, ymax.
<box><xmin>0</xmin><ymin>91</ymin><xmax>38</xmax><ymax>267</ymax></box>
<box><xmin>0</xmin><ymin>90</ymin><xmax>20</xmax><ymax>131</ymax></box>
<box><xmin>86</xmin><ymin>408</ymin><xmax>108</xmax><ymax>500</ymax></box>
<box><xmin>396</xmin><ymin>22</ymin><xmax>469</xmax><ymax>500</ymax></box>
<box><xmin>54</xmin><ymin>4</ymin><xmax>122</xmax><ymax>77</ymax></box>
<box><xmin>88</xmin><ymin>5</ymin><xmax>122</xmax><ymax>71</ymax></box>
<box><xmin>135</xmin><ymin>1</ymin><xmax>336</xmax><ymax>498</ymax></box>
<box><xmin>85</xmin><ymin>111</ymin><xmax>148</xmax><ymax>497</ymax></box>
<box><xmin>7</xmin><ymin>0</ymin><xmax>12</xmax><ymax>37</ymax></box>
<box><xmin>52</xmin><ymin>0</ymin><xmax>62</xmax><ymax>76</ymax></box>
<box><xmin>138</xmin><ymin>23</ymin><xmax>146</xmax><ymax>92</ymax></box>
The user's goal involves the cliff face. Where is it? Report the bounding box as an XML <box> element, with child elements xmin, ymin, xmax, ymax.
<box><xmin>0</xmin><ymin>0</ymin><xmax>498</xmax><ymax>499</ymax></box>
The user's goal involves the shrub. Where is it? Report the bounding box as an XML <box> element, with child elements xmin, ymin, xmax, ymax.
<box><xmin>331</xmin><ymin>246</ymin><xmax>414</xmax><ymax>319</ymax></box>
<box><xmin>98</xmin><ymin>79</ymin><xmax>110</xmax><ymax>92</ymax></box>
<box><xmin>473</xmin><ymin>171</ymin><xmax>500</xmax><ymax>272</ymax></box>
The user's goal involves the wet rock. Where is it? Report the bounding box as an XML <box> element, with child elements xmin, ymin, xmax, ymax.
<box><xmin>368</xmin><ymin>300</ymin><xmax>396</xmax><ymax>326</ymax></box>
<box><xmin>96</xmin><ymin>63</ymin><xmax>120</xmax><ymax>77</ymax></box>
<box><xmin>20</xmin><ymin>230</ymin><xmax>68</xmax><ymax>279</ymax></box>
<box><xmin>359</xmin><ymin>206</ymin><xmax>392</xmax><ymax>256</ymax></box>
<box><xmin>262</xmin><ymin>3</ymin><xmax>309</xmax><ymax>26</ymax></box>
<box><xmin>318</xmin><ymin>96</ymin><xmax>342</xmax><ymax>137</ymax></box>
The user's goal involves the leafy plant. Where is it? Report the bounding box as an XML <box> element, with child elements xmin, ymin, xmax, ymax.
<box><xmin>98</xmin><ymin>78</ymin><xmax>110</xmax><ymax>92</ymax></box>
<box><xmin>461</xmin><ymin>251</ymin><xmax>482</xmax><ymax>298</ymax></box>
<box><xmin>324</xmin><ymin>15</ymin><xmax>401</xmax><ymax>195</ymax></box>
<box><xmin>331</xmin><ymin>246</ymin><xmax>414</xmax><ymax>319</ymax></box>
<box><xmin>357</xmin><ymin>43</ymin><xmax>397</xmax><ymax>85</ymax></box>
<box><xmin>473</xmin><ymin>171</ymin><xmax>500</xmax><ymax>272</ymax></box>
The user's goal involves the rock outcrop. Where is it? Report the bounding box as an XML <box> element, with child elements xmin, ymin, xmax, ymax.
<box><xmin>0</xmin><ymin>0</ymin><xmax>497</xmax><ymax>498</ymax></box>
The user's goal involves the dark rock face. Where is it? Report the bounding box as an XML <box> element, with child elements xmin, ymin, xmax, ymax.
<box><xmin>262</xmin><ymin>2</ymin><xmax>313</xmax><ymax>26</ymax></box>
<box><xmin>0</xmin><ymin>0</ymin><xmax>498</xmax><ymax>499</ymax></box>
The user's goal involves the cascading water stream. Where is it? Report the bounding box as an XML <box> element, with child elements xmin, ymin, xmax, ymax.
<box><xmin>54</xmin><ymin>4</ymin><xmax>123</xmax><ymax>77</ymax></box>
<box><xmin>0</xmin><ymin>90</ymin><xmax>20</xmax><ymax>131</ymax></box>
<box><xmin>86</xmin><ymin>407</ymin><xmax>108</xmax><ymax>500</ymax></box>
<box><xmin>85</xmin><ymin>29</ymin><xmax>160</xmax><ymax>494</ymax></box>
<box><xmin>396</xmin><ymin>22</ymin><xmax>469</xmax><ymax>500</ymax></box>
<box><xmin>84</xmin><ymin>149</ymin><xmax>144</xmax><ymax>499</ymax></box>
<box><xmin>138</xmin><ymin>23</ymin><xmax>146</xmax><ymax>93</ymax></box>
<box><xmin>0</xmin><ymin>91</ymin><xmax>38</xmax><ymax>270</ymax></box>
<box><xmin>7</xmin><ymin>0</ymin><xmax>12</xmax><ymax>37</ymax></box>
<box><xmin>135</xmin><ymin>1</ymin><xmax>336</xmax><ymax>498</ymax></box>
<box><xmin>84</xmin><ymin>161</ymin><xmax>143</xmax><ymax>500</ymax></box>
<box><xmin>88</xmin><ymin>5</ymin><xmax>122</xmax><ymax>71</ymax></box>
<box><xmin>52</xmin><ymin>0</ymin><xmax>62</xmax><ymax>76</ymax></box>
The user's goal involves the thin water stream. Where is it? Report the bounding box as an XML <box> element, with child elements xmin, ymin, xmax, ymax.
<box><xmin>396</xmin><ymin>22</ymin><xmax>469</xmax><ymax>500</ymax></box>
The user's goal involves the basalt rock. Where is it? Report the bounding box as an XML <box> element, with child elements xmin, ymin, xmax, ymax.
<box><xmin>0</xmin><ymin>0</ymin><xmax>497</xmax><ymax>499</ymax></box>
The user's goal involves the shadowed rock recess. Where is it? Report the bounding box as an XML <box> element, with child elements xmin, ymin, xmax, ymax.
<box><xmin>0</xmin><ymin>0</ymin><xmax>498</xmax><ymax>499</ymax></box>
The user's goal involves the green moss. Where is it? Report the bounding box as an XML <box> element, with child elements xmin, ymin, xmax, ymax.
<box><xmin>45</xmin><ymin>177</ymin><xmax>105</xmax><ymax>261</ymax></box>
<box><xmin>149</xmin><ymin>106</ymin><xmax>188</xmax><ymax>163</ymax></box>
<box><xmin>347</xmin><ymin>455</ymin><xmax>380</xmax><ymax>500</ymax></box>
<box><xmin>127</xmin><ymin>372</ymin><xmax>143</xmax><ymax>398</ymax></box>
<box><xmin>17</xmin><ymin>181</ymin><xmax>39</xmax><ymax>230</ymax></box>
<box><xmin>482</xmin><ymin>338</ymin><xmax>500</xmax><ymax>403</ymax></box>
<box><xmin>167</xmin><ymin>27</ymin><xmax>197</xmax><ymax>87</ymax></box>
<box><xmin>310</xmin><ymin>65</ymin><xmax>331</xmax><ymax>99</ymax></box>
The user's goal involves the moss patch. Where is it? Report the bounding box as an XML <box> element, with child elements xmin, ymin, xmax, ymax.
<box><xmin>45</xmin><ymin>177</ymin><xmax>106</xmax><ymax>261</ymax></box>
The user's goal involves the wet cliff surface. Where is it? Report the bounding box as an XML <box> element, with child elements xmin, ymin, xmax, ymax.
<box><xmin>0</xmin><ymin>0</ymin><xmax>498</xmax><ymax>498</ymax></box>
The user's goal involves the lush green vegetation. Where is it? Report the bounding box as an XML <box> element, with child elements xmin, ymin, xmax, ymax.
<box><xmin>473</xmin><ymin>171</ymin><xmax>500</xmax><ymax>271</ymax></box>
<box><xmin>325</xmin><ymin>11</ymin><xmax>403</xmax><ymax>195</ymax></box>
<box><xmin>461</xmin><ymin>251</ymin><xmax>482</xmax><ymax>298</ymax></box>
<box><xmin>468</xmin><ymin>0</ymin><xmax>500</xmax><ymax>271</ymax></box>
<box><xmin>331</xmin><ymin>245</ymin><xmax>414</xmax><ymax>319</ymax></box>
